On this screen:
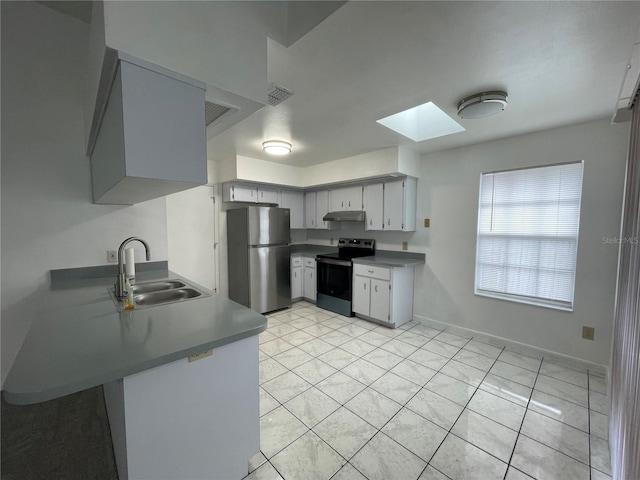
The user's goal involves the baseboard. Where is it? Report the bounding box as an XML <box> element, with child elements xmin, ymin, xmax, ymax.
<box><xmin>412</xmin><ymin>314</ymin><xmax>608</xmax><ymax>378</ymax></box>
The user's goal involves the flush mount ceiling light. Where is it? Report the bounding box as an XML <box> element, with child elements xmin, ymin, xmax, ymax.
<box><xmin>262</xmin><ymin>140</ymin><xmax>292</xmax><ymax>155</ymax></box>
<box><xmin>457</xmin><ymin>91</ymin><xmax>508</xmax><ymax>119</ymax></box>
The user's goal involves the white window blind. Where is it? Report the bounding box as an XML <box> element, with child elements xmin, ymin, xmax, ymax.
<box><xmin>475</xmin><ymin>161</ymin><xmax>584</xmax><ymax>310</ymax></box>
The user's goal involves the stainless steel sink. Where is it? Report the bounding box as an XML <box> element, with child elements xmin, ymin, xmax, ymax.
<box><xmin>110</xmin><ymin>278</ymin><xmax>208</xmax><ymax>309</ymax></box>
<box><xmin>131</xmin><ymin>280</ymin><xmax>186</xmax><ymax>294</ymax></box>
<box><xmin>134</xmin><ymin>288</ymin><xmax>202</xmax><ymax>306</ymax></box>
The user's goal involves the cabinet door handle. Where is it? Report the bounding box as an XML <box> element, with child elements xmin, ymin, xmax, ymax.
<box><xmin>387</xmin><ymin>219</ymin><xmax>390</xmax><ymax>226</ymax></box>
<box><xmin>348</xmin><ymin>201</ymin><xmax>351</xmax><ymax>207</ymax></box>
<box><xmin>294</xmin><ymin>272</ymin><xmax>297</xmax><ymax>278</ymax></box>
<box><xmin>369</xmin><ymin>219</ymin><xmax>372</xmax><ymax>226</ymax></box>
<box><xmin>364</xmin><ymin>283</ymin><xmax>366</xmax><ymax>290</ymax></box>
<box><xmin>368</xmin><ymin>270</ymin><xmax>374</xmax><ymax>274</ymax></box>
<box><xmin>375</xmin><ymin>285</ymin><xmax>378</xmax><ymax>293</ymax></box>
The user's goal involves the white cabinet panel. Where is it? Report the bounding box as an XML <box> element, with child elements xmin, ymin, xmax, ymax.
<box><xmin>231</xmin><ymin>185</ymin><xmax>257</xmax><ymax>202</ymax></box>
<box><xmin>370</xmin><ymin>279</ymin><xmax>390</xmax><ymax>323</ymax></box>
<box><xmin>383</xmin><ymin>178</ymin><xmax>417</xmax><ymax>232</ymax></box>
<box><xmin>384</xmin><ymin>180</ymin><xmax>404</xmax><ymax>231</ymax></box>
<box><xmin>352</xmin><ymin>275</ymin><xmax>370</xmax><ymax>316</ymax></box>
<box><xmin>281</xmin><ymin>190</ymin><xmax>304</xmax><ymax>229</ymax></box>
<box><xmin>331</xmin><ymin>186</ymin><xmax>363</xmax><ymax>212</ymax></box>
<box><xmin>303</xmin><ymin>263</ymin><xmax>316</xmax><ymax>302</ymax></box>
<box><xmin>90</xmin><ymin>59</ymin><xmax>207</xmax><ymax>205</ymax></box>
<box><xmin>315</xmin><ymin>190</ymin><xmax>331</xmax><ymax>230</ymax></box>
<box><xmin>352</xmin><ymin>264</ymin><xmax>414</xmax><ymax>328</ymax></box>
<box><xmin>291</xmin><ymin>265</ymin><xmax>302</xmax><ymax>300</ymax></box>
<box><xmin>304</xmin><ymin>192</ymin><xmax>316</xmax><ymax>228</ymax></box>
<box><xmin>364</xmin><ymin>183</ymin><xmax>384</xmax><ymax>231</ymax></box>
<box><xmin>257</xmin><ymin>188</ymin><xmax>279</xmax><ymax>204</ymax></box>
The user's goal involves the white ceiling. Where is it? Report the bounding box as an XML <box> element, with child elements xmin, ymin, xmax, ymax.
<box><xmin>207</xmin><ymin>1</ymin><xmax>640</xmax><ymax>167</ymax></box>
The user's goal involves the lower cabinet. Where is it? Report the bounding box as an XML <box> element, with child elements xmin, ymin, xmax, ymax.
<box><xmin>291</xmin><ymin>256</ymin><xmax>303</xmax><ymax>300</ymax></box>
<box><xmin>291</xmin><ymin>256</ymin><xmax>316</xmax><ymax>302</ymax></box>
<box><xmin>303</xmin><ymin>257</ymin><xmax>317</xmax><ymax>302</ymax></box>
<box><xmin>352</xmin><ymin>263</ymin><xmax>414</xmax><ymax>328</ymax></box>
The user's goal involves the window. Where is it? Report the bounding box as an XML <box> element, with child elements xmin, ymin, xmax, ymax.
<box><xmin>475</xmin><ymin>161</ymin><xmax>584</xmax><ymax>311</ymax></box>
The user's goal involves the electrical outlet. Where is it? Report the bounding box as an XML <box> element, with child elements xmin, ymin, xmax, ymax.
<box><xmin>402</xmin><ymin>241</ymin><xmax>408</xmax><ymax>250</ymax></box>
<box><xmin>330</xmin><ymin>238</ymin><xmax>334</xmax><ymax>245</ymax></box>
<box><xmin>107</xmin><ymin>250</ymin><xmax>117</xmax><ymax>263</ymax></box>
<box><xmin>424</xmin><ymin>218</ymin><xmax>430</xmax><ymax>228</ymax></box>
<box><xmin>582</xmin><ymin>326</ymin><xmax>595</xmax><ymax>341</ymax></box>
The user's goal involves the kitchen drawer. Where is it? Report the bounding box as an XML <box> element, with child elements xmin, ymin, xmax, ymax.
<box><xmin>303</xmin><ymin>257</ymin><xmax>316</xmax><ymax>268</ymax></box>
<box><xmin>291</xmin><ymin>256</ymin><xmax>302</xmax><ymax>267</ymax></box>
<box><xmin>354</xmin><ymin>264</ymin><xmax>390</xmax><ymax>281</ymax></box>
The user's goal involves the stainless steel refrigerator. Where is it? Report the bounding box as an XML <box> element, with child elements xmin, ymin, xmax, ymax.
<box><xmin>227</xmin><ymin>206</ymin><xmax>291</xmax><ymax>314</ymax></box>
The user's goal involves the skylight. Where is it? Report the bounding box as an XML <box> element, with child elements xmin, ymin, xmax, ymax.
<box><xmin>376</xmin><ymin>101</ymin><xmax>465</xmax><ymax>142</ymax></box>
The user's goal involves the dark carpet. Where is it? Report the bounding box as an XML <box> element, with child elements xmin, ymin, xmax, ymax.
<box><xmin>1</xmin><ymin>386</ymin><xmax>118</xmax><ymax>480</ymax></box>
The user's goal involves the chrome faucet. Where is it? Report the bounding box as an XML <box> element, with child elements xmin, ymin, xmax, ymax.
<box><xmin>114</xmin><ymin>237</ymin><xmax>151</xmax><ymax>299</ymax></box>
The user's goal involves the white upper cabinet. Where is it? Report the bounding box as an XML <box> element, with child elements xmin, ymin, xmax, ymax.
<box><xmin>220</xmin><ymin>176</ymin><xmax>416</xmax><ymax>231</ymax></box>
<box><xmin>90</xmin><ymin>59</ymin><xmax>207</xmax><ymax>205</ymax></box>
<box><xmin>364</xmin><ymin>183</ymin><xmax>384</xmax><ymax>231</ymax></box>
<box><xmin>257</xmin><ymin>187</ymin><xmax>279</xmax><ymax>204</ymax></box>
<box><xmin>384</xmin><ymin>178</ymin><xmax>416</xmax><ymax>231</ymax></box>
<box><xmin>304</xmin><ymin>190</ymin><xmax>336</xmax><ymax>229</ymax></box>
<box><xmin>363</xmin><ymin>178</ymin><xmax>417</xmax><ymax>231</ymax></box>
<box><xmin>222</xmin><ymin>183</ymin><xmax>278</xmax><ymax>204</ymax></box>
<box><xmin>223</xmin><ymin>184</ymin><xmax>257</xmax><ymax>202</ymax></box>
<box><xmin>315</xmin><ymin>190</ymin><xmax>333</xmax><ymax>229</ymax></box>
<box><xmin>281</xmin><ymin>190</ymin><xmax>305</xmax><ymax>229</ymax></box>
<box><xmin>330</xmin><ymin>186</ymin><xmax>363</xmax><ymax>212</ymax></box>
<box><xmin>304</xmin><ymin>191</ymin><xmax>316</xmax><ymax>228</ymax></box>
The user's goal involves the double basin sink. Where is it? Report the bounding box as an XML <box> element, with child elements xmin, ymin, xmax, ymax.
<box><xmin>113</xmin><ymin>279</ymin><xmax>208</xmax><ymax>309</ymax></box>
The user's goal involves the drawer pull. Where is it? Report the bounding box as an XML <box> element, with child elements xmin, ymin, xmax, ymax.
<box><xmin>368</xmin><ymin>270</ymin><xmax>374</xmax><ymax>274</ymax></box>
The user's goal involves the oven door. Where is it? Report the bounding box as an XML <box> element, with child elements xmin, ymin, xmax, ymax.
<box><xmin>316</xmin><ymin>257</ymin><xmax>352</xmax><ymax>301</ymax></box>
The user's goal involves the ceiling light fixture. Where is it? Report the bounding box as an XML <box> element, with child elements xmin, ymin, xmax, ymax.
<box><xmin>262</xmin><ymin>140</ymin><xmax>292</xmax><ymax>155</ymax></box>
<box><xmin>457</xmin><ymin>91</ymin><xmax>508</xmax><ymax>119</ymax></box>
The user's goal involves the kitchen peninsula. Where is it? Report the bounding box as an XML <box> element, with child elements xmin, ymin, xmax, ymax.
<box><xmin>2</xmin><ymin>263</ymin><xmax>266</xmax><ymax>480</ymax></box>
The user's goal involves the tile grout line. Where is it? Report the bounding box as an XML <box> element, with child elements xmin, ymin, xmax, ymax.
<box><xmin>419</xmin><ymin>338</ymin><xmax>510</xmax><ymax>478</ymax></box>
<box><xmin>502</xmin><ymin>354</ymin><xmax>543</xmax><ymax>480</ymax></box>
<box><xmin>261</xmin><ymin>303</ymin><xmax>605</xmax><ymax>480</ymax></box>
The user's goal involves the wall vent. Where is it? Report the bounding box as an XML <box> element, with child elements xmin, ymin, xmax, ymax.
<box><xmin>267</xmin><ymin>83</ymin><xmax>294</xmax><ymax>106</ymax></box>
<box><xmin>205</xmin><ymin>101</ymin><xmax>232</xmax><ymax>126</ymax></box>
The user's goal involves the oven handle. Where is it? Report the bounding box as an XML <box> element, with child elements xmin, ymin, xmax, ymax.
<box><xmin>316</xmin><ymin>257</ymin><xmax>352</xmax><ymax>267</ymax></box>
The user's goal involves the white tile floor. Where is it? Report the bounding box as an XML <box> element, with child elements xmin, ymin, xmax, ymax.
<box><xmin>244</xmin><ymin>301</ymin><xmax>611</xmax><ymax>480</ymax></box>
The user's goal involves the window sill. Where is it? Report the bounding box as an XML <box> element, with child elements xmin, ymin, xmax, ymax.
<box><xmin>474</xmin><ymin>289</ymin><xmax>574</xmax><ymax>312</ymax></box>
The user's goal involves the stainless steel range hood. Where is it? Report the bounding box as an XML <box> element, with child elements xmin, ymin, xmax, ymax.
<box><xmin>323</xmin><ymin>211</ymin><xmax>366</xmax><ymax>222</ymax></box>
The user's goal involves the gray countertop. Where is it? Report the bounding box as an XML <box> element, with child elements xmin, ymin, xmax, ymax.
<box><xmin>352</xmin><ymin>252</ymin><xmax>425</xmax><ymax>268</ymax></box>
<box><xmin>3</xmin><ymin>268</ymin><xmax>266</xmax><ymax>405</ymax></box>
<box><xmin>290</xmin><ymin>244</ymin><xmax>337</xmax><ymax>258</ymax></box>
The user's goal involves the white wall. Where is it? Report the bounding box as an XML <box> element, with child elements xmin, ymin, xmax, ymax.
<box><xmin>1</xmin><ymin>2</ymin><xmax>169</xmax><ymax>385</ymax></box>
<box><xmin>166</xmin><ymin>186</ymin><xmax>216</xmax><ymax>292</ymax></box>
<box><xmin>310</xmin><ymin>119</ymin><xmax>630</xmax><ymax>365</ymax></box>
<box><xmin>218</xmin><ymin>147</ymin><xmax>421</xmax><ymax>187</ymax></box>
<box><xmin>101</xmin><ymin>1</ymin><xmax>267</xmax><ymax>105</ymax></box>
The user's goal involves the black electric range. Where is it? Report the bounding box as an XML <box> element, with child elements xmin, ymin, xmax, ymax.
<box><xmin>316</xmin><ymin>238</ymin><xmax>375</xmax><ymax>316</ymax></box>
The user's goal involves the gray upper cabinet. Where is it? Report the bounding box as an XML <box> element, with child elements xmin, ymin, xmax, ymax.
<box><xmin>90</xmin><ymin>57</ymin><xmax>207</xmax><ymax>205</ymax></box>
